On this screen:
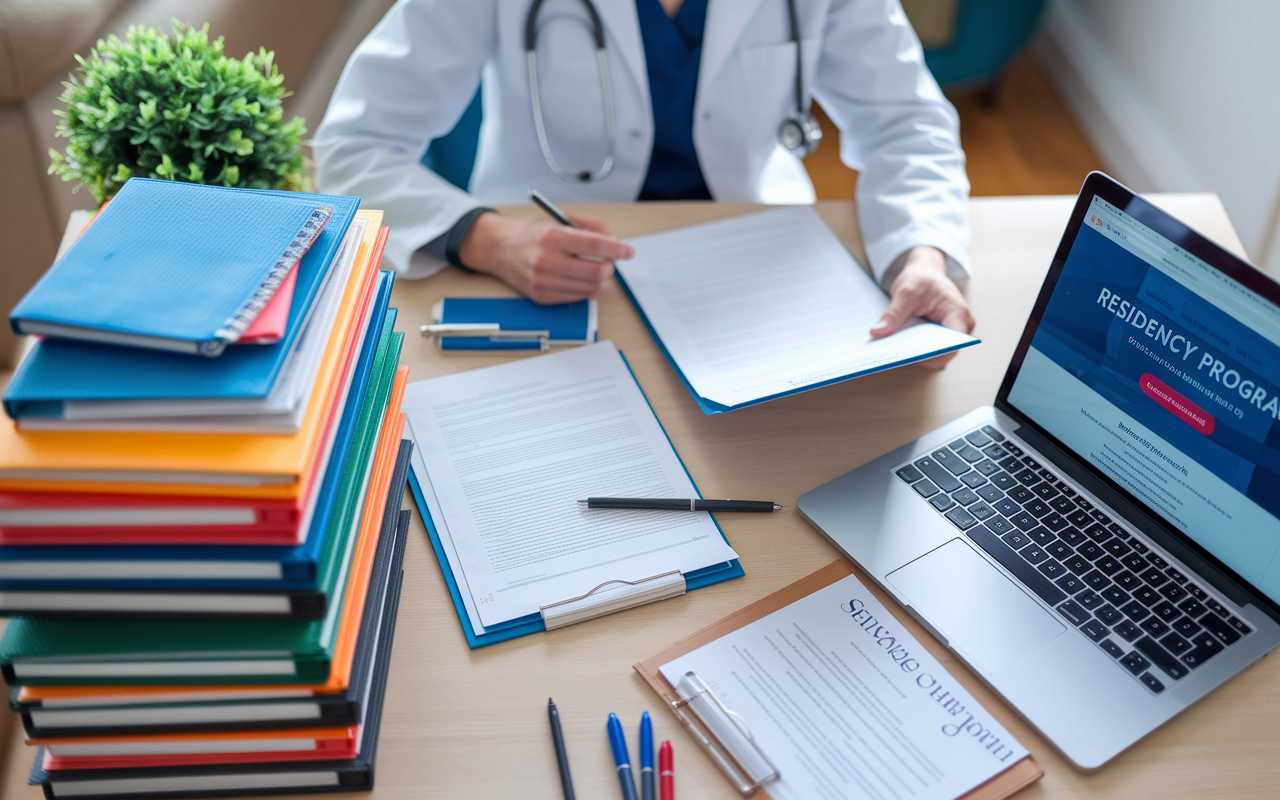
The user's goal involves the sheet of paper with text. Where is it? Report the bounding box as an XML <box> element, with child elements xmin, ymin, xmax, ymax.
<box><xmin>403</xmin><ymin>341</ymin><xmax>738</xmax><ymax>628</ymax></box>
<box><xmin>617</xmin><ymin>207</ymin><xmax>977</xmax><ymax>408</ymax></box>
<box><xmin>660</xmin><ymin>573</ymin><xmax>1028</xmax><ymax>800</ymax></box>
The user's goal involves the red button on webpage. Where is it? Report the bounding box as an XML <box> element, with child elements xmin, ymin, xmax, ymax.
<box><xmin>1139</xmin><ymin>373</ymin><xmax>1215</xmax><ymax>435</ymax></box>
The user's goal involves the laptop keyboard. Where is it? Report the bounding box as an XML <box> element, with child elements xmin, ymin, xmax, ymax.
<box><xmin>894</xmin><ymin>424</ymin><xmax>1253</xmax><ymax>695</ymax></box>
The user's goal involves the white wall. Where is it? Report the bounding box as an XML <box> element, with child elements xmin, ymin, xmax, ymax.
<box><xmin>1036</xmin><ymin>0</ymin><xmax>1280</xmax><ymax>274</ymax></box>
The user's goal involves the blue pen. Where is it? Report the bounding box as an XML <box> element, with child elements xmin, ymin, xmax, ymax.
<box><xmin>640</xmin><ymin>712</ymin><xmax>655</xmax><ymax>800</ymax></box>
<box><xmin>607</xmin><ymin>713</ymin><xmax>639</xmax><ymax>800</ymax></box>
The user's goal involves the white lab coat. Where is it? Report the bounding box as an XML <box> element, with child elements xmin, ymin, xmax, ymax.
<box><xmin>312</xmin><ymin>0</ymin><xmax>970</xmax><ymax>284</ymax></box>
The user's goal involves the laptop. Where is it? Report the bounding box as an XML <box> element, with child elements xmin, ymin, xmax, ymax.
<box><xmin>797</xmin><ymin>172</ymin><xmax>1280</xmax><ymax>769</ymax></box>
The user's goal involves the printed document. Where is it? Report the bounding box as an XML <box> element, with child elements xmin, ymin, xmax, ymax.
<box><xmin>403</xmin><ymin>342</ymin><xmax>738</xmax><ymax>628</ymax></box>
<box><xmin>616</xmin><ymin>207</ymin><xmax>977</xmax><ymax>409</ymax></box>
<box><xmin>660</xmin><ymin>573</ymin><xmax>1028</xmax><ymax>800</ymax></box>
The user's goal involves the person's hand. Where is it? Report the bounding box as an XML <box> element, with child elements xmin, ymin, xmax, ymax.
<box><xmin>457</xmin><ymin>211</ymin><xmax>635</xmax><ymax>304</ymax></box>
<box><xmin>870</xmin><ymin>246</ymin><xmax>974</xmax><ymax>370</ymax></box>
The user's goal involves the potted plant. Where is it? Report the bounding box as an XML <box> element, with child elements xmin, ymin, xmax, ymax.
<box><xmin>48</xmin><ymin>22</ymin><xmax>309</xmax><ymax>205</ymax></box>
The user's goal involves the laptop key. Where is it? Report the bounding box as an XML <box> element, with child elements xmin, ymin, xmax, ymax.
<box><xmin>1115</xmin><ymin>571</ymin><xmax>1142</xmax><ymax>591</ymax></box>
<box><xmin>914</xmin><ymin>456</ymin><xmax>963</xmax><ymax>492</ymax></box>
<box><xmin>1066</xmin><ymin>509</ymin><xmax>1092</xmax><ymax>527</ymax></box>
<box><xmin>951</xmin><ymin>488</ymin><xmax>979</xmax><ymax>506</ymax></box>
<box><xmin>1152</xmin><ymin>601</ymin><xmax>1180</xmax><ymax>622</ymax></box>
<box><xmin>1003</xmin><ymin>530</ymin><xmax>1031</xmax><ymax>549</ymax></box>
<box><xmin>949</xmin><ymin>438</ymin><xmax>969</xmax><ymax>452</ymax></box>
<box><xmin>1120</xmin><ymin>651</ymin><xmax>1152</xmax><ymax>675</ymax></box>
<box><xmin>1100</xmin><ymin>639</ymin><xmax>1125</xmax><ymax>659</ymax></box>
<box><xmin>1045</xmin><ymin>540</ymin><xmax>1072</xmax><ymax>560</ymax></box>
<box><xmin>1180</xmin><ymin>633</ymin><xmax>1225</xmax><ymax>669</ymax></box>
<box><xmin>989</xmin><ymin>472</ymin><xmax>1018</xmax><ymax>491</ymax></box>
<box><xmin>1147</xmin><ymin>553</ymin><xmax>1168</xmax><ymax>570</ymax></box>
<box><xmin>1139</xmin><ymin>617</ymin><xmax>1170</xmax><ymax>638</ymax></box>
<box><xmin>1103</xmin><ymin>539</ymin><xmax>1133</xmax><ymax>558</ymax></box>
<box><xmin>965</xmin><ymin>430</ymin><xmax>993</xmax><ymax>448</ymax></box>
<box><xmin>1165</xmin><ymin>567</ymin><xmax>1188</xmax><ymax>585</ymax></box>
<box><xmin>1013</xmin><ymin>469</ymin><xmax>1041</xmax><ymax>487</ymax></box>
<box><xmin>1080</xmin><ymin>618</ymin><xmax>1109</xmax><ymax>641</ymax></box>
<box><xmin>930</xmin><ymin>494</ymin><xmax>956</xmax><ymax>512</ymax></box>
<box><xmin>1206</xmin><ymin>599</ymin><xmax>1230</xmax><ymax>618</ymax></box>
<box><xmin>1177</xmin><ymin>598</ymin><xmax>1207</xmax><ymax>618</ymax></box>
<box><xmin>896</xmin><ymin>465</ymin><xmax>925</xmax><ymax>483</ymax></box>
<box><xmin>913</xmin><ymin>480</ymin><xmax>940</xmax><ymax>498</ymax></box>
<box><xmin>1121</xmin><ymin>553</ymin><xmax>1149</xmax><ymax>573</ymax></box>
<box><xmin>1020</xmin><ymin>543</ymin><xmax>1048</xmax><ymax>564</ymax></box>
<box><xmin>981</xmin><ymin>425</ymin><xmax>1005</xmax><ymax>442</ymax></box>
<box><xmin>1041</xmin><ymin>512</ymin><xmax>1068</xmax><ymax>532</ymax></box>
<box><xmin>1008</xmin><ymin>485</ymin><xmax>1034</xmax><ymax>503</ymax></box>
<box><xmin>1121</xmin><ymin>600</ymin><xmax>1151</xmax><ymax>622</ymax></box>
<box><xmin>1049</xmin><ymin>496</ymin><xmax>1077</xmax><ymax>514</ymax></box>
<box><xmin>1109</xmin><ymin>523</ymin><xmax>1132</xmax><ymax>540</ymax></box>
<box><xmin>1199</xmin><ymin>614</ymin><xmax>1242</xmax><ymax>646</ymax></box>
<box><xmin>1160</xmin><ymin>632</ymin><xmax>1192</xmax><ymax>655</ymax></box>
<box><xmin>1076</xmin><ymin>497</ymin><xmax>1094</xmax><ymax>510</ymax></box>
<box><xmin>1026</xmin><ymin>526</ymin><xmax>1055</xmax><ymax>545</ymax></box>
<box><xmin>998</xmin><ymin>455</ymin><xmax>1024</xmax><ymax>473</ymax></box>
<box><xmin>1139</xmin><ymin>673</ymin><xmax>1166</xmax><ymax>694</ymax></box>
<box><xmin>1059</xmin><ymin>527</ymin><xmax>1087</xmax><ymax>547</ymax></box>
<box><xmin>1114</xmin><ymin>619</ymin><xmax>1143</xmax><ymax>642</ymax></box>
<box><xmin>1058</xmin><ymin>599</ymin><xmax>1090</xmax><ymax>625</ymax></box>
<box><xmin>944</xmin><ymin>506</ymin><xmax>978</xmax><ymax>530</ymax></box>
<box><xmin>976</xmin><ymin>484</ymin><xmax>1003</xmax><ymax>503</ymax></box>
<box><xmin>1186</xmin><ymin>584</ymin><xmax>1208</xmax><ymax>601</ymax></box>
<box><xmin>1077</xmin><ymin>588</ymin><xmax>1103</xmax><ymax>609</ymax></box>
<box><xmin>965</xmin><ymin>524</ymin><xmax>1066</xmax><ymax>606</ymax></box>
<box><xmin>1038</xmin><ymin>559</ymin><xmax>1066</xmax><ymax>580</ymax></box>
<box><xmin>1084</xmin><ymin>523</ymin><xmax>1113</xmax><ymax>543</ymax></box>
<box><xmin>1082</xmin><ymin>570</ymin><xmax>1111</xmax><ymax>591</ymax></box>
<box><xmin>1005</xmin><ymin>442</ymin><xmax>1024</xmax><ymax>456</ymax></box>
<box><xmin>1055</xmin><ymin>574</ymin><xmax>1086</xmax><ymax>595</ymax></box>
<box><xmin>932</xmin><ymin>449</ymin><xmax>971</xmax><ymax>476</ymax></box>
<box><xmin>1095</xmin><ymin>605</ymin><xmax>1123</xmax><ymax>625</ymax></box>
<box><xmin>1129</xmin><ymin>539</ymin><xmax>1150</xmax><ymax>555</ymax></box>
<box><xmin>1062</xmin><ymin>554</ymin><xmax>1090</xmax><ymax>575</ymax></box>
<box><xmin>961</xmin><ymin>471</ymin><xmax>988</xmax><ymax>489</ymax></box>
<box><xmin>993</xmin><ymin>498</ymin><xmax>1019</xmax><ymax>516</ymax></box>
<box><xmin>985</xmin><ymin>516</ymin><xmax>1014</xmax><ymax>535</ymax></box>
<box><xmin>973</xmin><ymin>459</ymin><xmax>1000</xmax><ymax>476</ymax></box>
<box><xmin>1009</xmin><ymin>511</ymin><xmax>1038</xmax><ymax>531</ymax></box>
<box><xmin>1025</xmin><ymin>499</ymin><xmax>1051</xmax><ymax>518</ymax></box>
<box><xmin>983</xmin><ymin>444</ymin><xmax>1009</xmax><ymax>461</ymax></box>
<box><xmin>1131</xmin><ymin>586</ymin><xmax>1161</xmax><ymax>606</ymax></box>
<box><xmin>1172</xmin><ymin>616</ymin><xmax>1201</xmax><ymax>637</ymax></box>
<box><xmin>1032</xmin><ymin>483</ymin><xmax>1059</xmax><ymax>501</ymax></box>
<box><xmin>1140</xmin><ymin>568</ymin><xmax>1169</xmax><ymax>588</ymax></box>
<box><xmin>1160</xmin><ymin>583</ymin><xmax>1188</xmax><ymax>603</ymax></box>
<box><xmin>1101</xmin><ymin>586</ymin><xmax>1130</xmax><ymax>606</ymax></box>
<box><xmin>1093</xmin><ymin>555</ymin><xmax>1122</xmax><ymax>576</ymax></box>
<box><xmin>1227</xmin><ymin>616</ymin><xmax>1252</xmax><ymax>636</ymax></box>
<box><xmin>1076</xmin><ymin>541</ymin><xmax>1103</xmax><ymax>561</ymax></box>
<box><xmin>968</xmin><ymin>502</ymin><xmax>995</xmax><ymax>521</ymax></box>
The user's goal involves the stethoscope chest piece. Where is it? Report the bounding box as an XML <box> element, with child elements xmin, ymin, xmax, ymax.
<box><xmin>779</xmin><ymin>111</ymin><xmax>823</xmax><ymax>159</ymax></box>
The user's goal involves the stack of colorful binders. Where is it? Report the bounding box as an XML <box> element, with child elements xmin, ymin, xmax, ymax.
<box><xmin>0</xmin><ymin>179</ymin><xmax>411</xmax><ymax>799</ymax></box>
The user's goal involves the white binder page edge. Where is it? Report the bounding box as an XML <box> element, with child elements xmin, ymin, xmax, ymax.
<box><xmin>660</xmin><ymin>573</ymin><xmax>1028</xmax><ymax>800</ymax></box>
<box><xmin>403</xmin><ymin>341</ymin><xmax>738</xmax><ymax>627</ymax></box>
<box><xmin>617</xmin><ymin>207</ymin><xmax>976</xmax><ymax>408</ymax></box>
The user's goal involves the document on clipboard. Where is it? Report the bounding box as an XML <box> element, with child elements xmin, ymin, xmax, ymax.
<box><xmin>636</xmin><ymin>561</ymin><xmax>1041</xmax><ymax>800</ymax></box>
<box><xmin>402</xmin><ymin>342</ymin><xmax>742</xmax><ymax>646</ymax></box>
<box><xmin>614</xmin><ymin>207</ymin><xmax>979</xmax><ymax>414</ymax></box>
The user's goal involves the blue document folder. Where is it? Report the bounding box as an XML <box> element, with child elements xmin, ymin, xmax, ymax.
<box><xmin>0</xmin><ymin>274</ymin><xmax>394</xmax><ymax>592</ymax></box>
<box><xmin>408</xmin><ymin>351</ymin><xmax>744</xmax><ymax>648</ymax></box>
<box><xmin>10</xmin><ymin>179</ymin><xmax>333</xmax><ymax>355</ymax></box>
<box><xmin>3</xmin><ymin>189</ymin><xmax>360</xmax><ymax>418</ymax></box>
<box><xmin>431</xmin><ymin>297</ymin><xmax>597</xmax><ymax>350</ymax></box>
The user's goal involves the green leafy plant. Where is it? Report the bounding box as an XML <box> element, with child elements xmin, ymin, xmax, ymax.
<box><xmin>49</xmin><ymin>22</ymin><xmax>309</xmax><ymax>205</ymax></box>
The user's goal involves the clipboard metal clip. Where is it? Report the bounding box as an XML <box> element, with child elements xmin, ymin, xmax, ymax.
<box><xmin>419</xmin><ymin>323</ymin><xmax>552</xmax><ymax>349</ymax></box>
<box><xmin>539</xmin><ymin>570</ymin><xmax>686</xmax><ymax>631</ymax></box>
<box><xmin>671</xmin><ymin>671</ymin><xmax>780</xmax><ymax>796</ymax></box>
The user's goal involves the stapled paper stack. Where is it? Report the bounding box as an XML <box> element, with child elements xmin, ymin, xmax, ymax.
<box><xmin>0</xmin><ymin>179</ymin><xmax>411</xmax><ymax>798</ymax></box>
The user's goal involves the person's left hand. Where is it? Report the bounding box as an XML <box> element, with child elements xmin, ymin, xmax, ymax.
<box><xmin>870</xmin><ymin>246</ymin><xmax>974</xmax><ymax>370</ymax></box>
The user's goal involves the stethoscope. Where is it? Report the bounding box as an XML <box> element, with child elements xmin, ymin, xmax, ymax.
<box><xmin>525</xmin><ymin>0</ymin><xmax>822</xmax><ymax>184</ymax></box>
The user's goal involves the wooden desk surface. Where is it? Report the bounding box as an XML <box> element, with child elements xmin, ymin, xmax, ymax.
<box><xmin>3</xmin><ymin>196</ymin><xmax>1276</xmax><ymax>799</ymax></box>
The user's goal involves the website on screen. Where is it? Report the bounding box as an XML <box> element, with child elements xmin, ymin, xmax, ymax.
<box><xmin>1008</xmin><ymin>197</ymin><xmax>1280</xmax><ymax>602</ymax></box>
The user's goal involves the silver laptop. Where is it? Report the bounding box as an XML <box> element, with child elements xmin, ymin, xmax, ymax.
<box><xmin>798</xmin><ymin>172</ymin><xmax>1280</xmax><ymax>769</ymax></box>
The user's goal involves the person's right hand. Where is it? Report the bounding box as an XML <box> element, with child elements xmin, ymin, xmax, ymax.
<box><xmin>457</xmin><ymin>211</ymin><xmax>635</xmax><ymax>304</ymax></box>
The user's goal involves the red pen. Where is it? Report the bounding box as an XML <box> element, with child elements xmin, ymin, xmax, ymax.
<box><xmin>659</xmin><ymin>740</ymin><xmax>673</xmax><ymax>800</ymax></box>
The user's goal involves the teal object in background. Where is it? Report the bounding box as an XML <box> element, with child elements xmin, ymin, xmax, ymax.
<box><xmin>921</xmin><ymin>0</ymin><xmax>1047</xmax><ymax>91</ymax></box>
<box><xmin>421</xmin><ymin>85</ymin><xmax>483</xmax><ymax>190</ymax></box>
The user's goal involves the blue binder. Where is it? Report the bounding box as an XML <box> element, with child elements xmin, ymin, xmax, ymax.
<box><xmin>408</xmin><ymin>351</ymin><xmax>744</xmax><ymax>647</ymax></box>
<box><xmin>425</xmin><ymin>297</ymin><xmax>597</xmax><ymax>350</ymax></box>
<box><xmin>3</xmin><ymin>187</ymin><xmax>361</xmax><ymax>419</ymax></box>
<box><xmin>0</xmin><ymin>273</ymin><xmax>394</xmax><ymax>592</ymax></box>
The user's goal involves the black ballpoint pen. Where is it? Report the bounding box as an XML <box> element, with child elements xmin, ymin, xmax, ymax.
<box><xmin>548</xmin><ymin>698</ymin><xmax>576</xmax><ymax>800</ymax></box>
<box><xmin>530</xmin><ymin>189</ymin><xmax>580</xmax><ymax>228</ymax></box>
<box><xmin>578</xmin><ymin>498</ymin><xmax>783</xmax><ymax>512</ymax></box>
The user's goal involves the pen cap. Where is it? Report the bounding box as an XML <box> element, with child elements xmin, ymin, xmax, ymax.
<box><xmin>607</xmin><ymin>712</ymin><xmax>631</xmax><ymax>763</ymax></box>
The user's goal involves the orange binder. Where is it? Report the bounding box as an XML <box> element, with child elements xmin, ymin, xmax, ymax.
<box><xmin>635</xmin><ymin>560</ymin><xmax>1043</xmax><ymax>800</ymax></box>
<box><xmin>0</xmin><ymin>213</ymin><xmax>386</xmax><ymax>500</ymax></box>
<box><xmin>37</xmin><ymin>725</ymin><xmax>359</xmax><ymax>769</ymax></box>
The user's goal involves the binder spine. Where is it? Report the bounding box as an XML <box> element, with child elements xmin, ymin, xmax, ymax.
<box><xmin>539</xmin><ymin>570</ymin><xmax>686</xmax><ymax>631</ymax></box>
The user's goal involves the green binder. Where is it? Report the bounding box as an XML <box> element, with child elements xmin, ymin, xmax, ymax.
<box><xmin>0</xmin><ymin>321</ymin><xmax>406</xmax><ymax>687</ymax></box>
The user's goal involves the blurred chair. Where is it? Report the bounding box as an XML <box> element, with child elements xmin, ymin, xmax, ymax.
<box><xmin>903</xmin><ymin>0</ymin><xmax>1048</xmax><ymax>100</ymax></box>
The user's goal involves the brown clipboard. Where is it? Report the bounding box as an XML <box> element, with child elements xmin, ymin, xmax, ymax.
<box><xmin>634</xmin><ymin>559</ymin><xmax>1043</xmax><ymax>800</ymax></box>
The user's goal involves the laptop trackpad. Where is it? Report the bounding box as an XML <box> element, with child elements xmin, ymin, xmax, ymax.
<box><xmin>887</xmin><ymin>538</ymin><xmax>1066</xmax><ymax>675</ymax></box>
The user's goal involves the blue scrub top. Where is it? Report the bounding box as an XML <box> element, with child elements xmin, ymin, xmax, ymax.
<box><xmin>636</xmin><ymin>0</ymin><xmax>713</xmax><ymax>201</ymax></box>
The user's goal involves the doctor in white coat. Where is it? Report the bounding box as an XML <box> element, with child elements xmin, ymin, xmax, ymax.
<box><xmin>313</xmin><ymin>0</ymin><xmax>973</xmax><ymax>344</ymax></box>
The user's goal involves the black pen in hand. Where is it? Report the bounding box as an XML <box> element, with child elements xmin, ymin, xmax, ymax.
<box><xmin>578</xmin><ymin>498</ymin><xmax>782</xmax><ymax>512</ymax></box>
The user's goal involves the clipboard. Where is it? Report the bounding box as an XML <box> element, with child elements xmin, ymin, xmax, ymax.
<box><xmin>634</xmin><ymin>560</ymin><xmax>1043</xmax><ymax>800</ymax></box>
<box><xmin>406</xmin><ymin>349</ymin><xmax>745</xmax><ymax>648</ymax></box>
<box><xmin>419</xmin><ymin>297</ymin><xmax>598</xmax><ymax>350</ymax></box>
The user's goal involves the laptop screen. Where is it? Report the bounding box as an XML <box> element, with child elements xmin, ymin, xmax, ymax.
<box><xmin>1005</xmin><ymin>192</ymin><xmax>1280</xmax><ymax>605</ymax></box>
